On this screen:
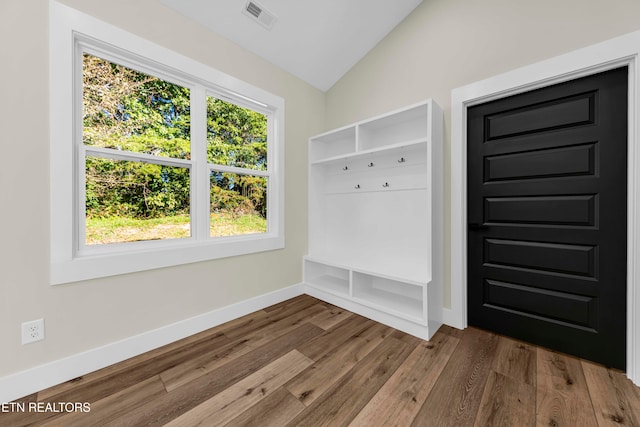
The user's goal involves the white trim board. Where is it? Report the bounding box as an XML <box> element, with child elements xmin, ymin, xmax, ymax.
<box><xmin>0</xmin><ymin>283</ymin><xmax>304</xmax><ymax>403</ymax></box>
<box><xmin>450</xmin><ymin>30</ymin><xmax>640</xmax><ymax>385</ymax></box>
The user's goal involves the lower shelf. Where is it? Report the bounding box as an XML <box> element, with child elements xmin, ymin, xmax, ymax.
<box><xmin>307</xmin><ymin>274</ymin><xmax>348</xmax><ymax>296</ymax></box>
<box><xmin>303</xmin><ymin>257</ymin><xmax>442</xmax><ymax>340</ymax></box>
<box><xmin>304</xmin><ymin>259</ymin><xmax>349</xmax><ymax>296</ymax></box>
<box><xmin>352</xmin><ymin>276</ymin><xmax>423</xmax><ymax>321</ymax></box>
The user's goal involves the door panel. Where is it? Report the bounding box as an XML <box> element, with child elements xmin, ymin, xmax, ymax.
<box><xmin>484</xmin><ymin>239</ymin><xmax>597</xmax><ymax>277</ymax></box>
<box><xmin>483</xmin><ymin>279</ymin><xmax>596</xmax><ymax>329</ymax></box>
<box><xmin>484</xmin><ymin>142</ymin><xmax>596</xmax><ymax>181</ymax></box>
<box><xmin>485</xmin><ymin>92</ymin><xmax>595</xmax><ymax>139</ymax></box>
<box><xmin>467</xmin><ymin>67</ymin><xmax>627</xmax><ymax>369</ymax></box>
<box><xmin>484</xmin><ymin>195</ymin><xmax>596</xmax><ymax>226</ymax></box>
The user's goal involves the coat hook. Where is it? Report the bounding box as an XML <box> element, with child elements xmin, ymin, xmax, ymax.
<box><xmin>398</xmin><ymin>157</ymin><xmax>406</xmax><ymax>163</ymax></box>
<box><xmin>368</xmin><ymin>162</ymin><xmax>375</xmax><ymax>167</ymax></box>
<box><xmin>382</xmin><ymin>182</ymin><xmax>389</xmax><ymax>188</ymax></box>
<box><xmin>355</xmin><ymin>184</ymin><xmax>361</xmax><ymax>189</ymax></box>
<box><xmin>342</xmin><ymin>166</ymin><xmax>349</xmax><ymax>171</ymax></box>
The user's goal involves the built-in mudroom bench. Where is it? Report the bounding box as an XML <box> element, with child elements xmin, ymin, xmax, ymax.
<box><xmin>303</xmin><ymin>100</ymin><xmax>443</xmax><ymax>340</ymax></box>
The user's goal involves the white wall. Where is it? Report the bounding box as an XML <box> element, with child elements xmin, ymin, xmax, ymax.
<box><xmin>325</xmin><ymin>0</ymin><xmax>640</xmax><ymax>307</ymax></box>
<box><xmin>4</xmin><ymin>0</ymin><xmax>640</xmax><ymax>393</ymax></box>
<box><xmin>0</xmin><ymin>0</ymin><xmax>324</xmax><ymax>379</ymax></box>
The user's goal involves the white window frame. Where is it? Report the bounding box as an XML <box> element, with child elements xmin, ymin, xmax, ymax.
<box><xmin>50</xmin><ymin>1</ymin><xmax>285</xmax><ymax>285</ymax></box>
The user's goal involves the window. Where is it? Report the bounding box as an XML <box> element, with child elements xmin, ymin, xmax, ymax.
<box><xmin>205</xmin><ymin>95</ymin><xmax>270</xmax><ymax>238</ymax></box>
<box><xmin>83</xmin><ymin>54</ymin><xmax>193</xmax><ymax>246</ymax></box>
<box><xmin>50</xmin><ymin>2</ymin><xmax>284</xmax><ymax>284</ymax></box>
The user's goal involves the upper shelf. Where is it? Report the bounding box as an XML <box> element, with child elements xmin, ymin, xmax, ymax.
<box><xmin>309</xmin><ymin>126</ymin><xmax>356</xmax><ymax>163</ymax></box>
<box><xmin>310</xmin><ymin>138</ymin><xmax>426</xmax><ymax>166</ymax></box>
<box><xmin>310</xmin><ymin>101</ymin><xmax>431</xmax><ymax>164</ymax></box>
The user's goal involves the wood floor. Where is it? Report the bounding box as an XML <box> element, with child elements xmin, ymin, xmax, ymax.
<box><xmin>3</xmin><ymin>295</ymin><xmax>640</xmax><ymax>426</ymax></box>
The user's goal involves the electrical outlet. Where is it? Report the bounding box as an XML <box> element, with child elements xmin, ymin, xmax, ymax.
<box><xmin>21</xmin><ymin>319</ymin><xmax>45</xmax><ymax>344</ymax></box>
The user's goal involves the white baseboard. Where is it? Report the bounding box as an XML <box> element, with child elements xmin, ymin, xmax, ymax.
<box><xmin>441</xmin><ymin>307</ymin><xmax>463</xmax><ymax>330</ymax></box>
<box><xmin>0</xmin><ymin>283</ymin><xmax>304</xmax><ymax>403</ymax></box>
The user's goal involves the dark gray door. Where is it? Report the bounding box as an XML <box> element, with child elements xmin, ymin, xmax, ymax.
<box><xmin>467</xmin><ymin>67</ymin><xmax>628</xmax><ymax>369</ymax></box>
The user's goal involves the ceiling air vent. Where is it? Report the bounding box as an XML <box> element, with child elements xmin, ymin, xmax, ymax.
<box><xmin>242</xmin><ymin>1</ymin><xmax>277</xmax><ymax>30</ymax></box>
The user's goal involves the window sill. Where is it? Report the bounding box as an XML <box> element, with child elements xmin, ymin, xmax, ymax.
<box><xmin>51</xmin><ymin>234</ymin><xmax>284</xmax><ymax>285</ymax></box>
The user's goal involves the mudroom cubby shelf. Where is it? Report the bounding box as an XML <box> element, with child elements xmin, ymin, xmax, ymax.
<box><xmin>304</xmin><ymin>259</ymin><xmax>350</xmax><ymax>297</ymax></box>
<box><xmin>310</xmin><ymin>139</ymin><xmax>426</xmax><ymax>166</ymax></box>
<box><xmin>304</xmin><ymin>99</ymin><xmax>443</xmax><ymax>341</ymax></box>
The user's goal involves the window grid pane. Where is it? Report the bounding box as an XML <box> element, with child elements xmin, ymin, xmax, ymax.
<box><xmin>206</xmin><ymin>95</ymin><xmax>268</xmax><ymax>171</ymax></box>
<box><xmin>209</xmin><ymin>171</ymin><xmax>267</xmax><ymax>237</ymax></box>
<box><xmin>85</xmin><ymin>156</ymin><xmax>191</xmax><ymax>245</ymax></box>
<box><xmin>82</xmin><ymin>53</ymin><xmax>191</xmax><ymax>160</ymax></box>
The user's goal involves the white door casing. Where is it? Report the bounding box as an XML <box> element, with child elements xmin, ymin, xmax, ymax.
<box><xmin>451</xmin><ymin>30</ymin><xmax>640</xmax><ymax>385</ymax></box>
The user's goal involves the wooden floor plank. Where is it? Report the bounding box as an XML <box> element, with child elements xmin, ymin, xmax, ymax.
<box><xmin>41</xmin><ymin>376</ymin><xmax>166</xmax><ymax>427</ymax></box>
<box><xmin>287</xmin><ymin>335</ymin><xmax>417</xmax><ymax>427</ymax></box>
<box><xmin>536</xmin><ymin>348</ymin><xmax>597</xmax><ymax>427</ymax></box>
<box><xmin>221</xmin><ymin>387</ymin><xmax>306</xmax><ymax>427</ymax></box>
<box><xmin>492</xmin><ymin>335</ymin><xmax>537</xmax><ymax>387</ymax></box>
<box><xmin>0</xmin><ymin>394</ymin><xmax>44</xmax><ymax>427</ymax></box>
<box><xmin>35</xmin><ymin>321</ymin><xmax>230</xmax><ymax>402</ymax></box>
<box><xmin>164</xmin><ymin>350</ymin><xmax>314</xmax><ymax>427</ymax></box>
<box><xmin>222</xmin><ymin>297</ymin><xmax>321</xmax><ymax>340</ymax></box>
<box><xmin>307</xmin><ymin>304</ymin><xmax>353</xmax><ymax>330</ymax></box>
<box><xmin>104</xmin><ymin>322</ymin><xmax>323</xmax><ymax>427</ymax></box>
<box><xmin>236</xmin><ymin>303</ymin><xmax>327</xmax><ymax>349</ymax></box>
<box><xmin>285</xmin><ymin>321</ymin><xmax>392</xmax><ymax>406</ymax></box>
<box><xmin>52</xmin><ymin>331</ymin><xmax>230</xmax><ymax>405</ymax></box>
<box><xmin>582</xmin><ymin>360</ymin><xmax>640</xmax><ymax>426</ymax></box>
<box><xmin>36</xmin><ymin>330</ymin><xmax>230</xmax><ymax>403</ymax></box>
<box><xmin>204</xmin><ymin>308</ymin><xmax>270</xmax><ymax>338</ymax></box>
<box><xmin>160</xmin><ymin>303</ymin><xmax>327</xmax><ymax>392</ymax></box>
<box><xmin>159</xmin><ymin>335</ymin><xmax>252</xmax><ymax>392</ymax></box>
<box><xmin>411</xmin><ymin>327</ymin><xmax>500</xmax><ymax>427</ymax></box>
<box><xmin>350</xmin><ymin>327</ymin><xmax>461</xmax><ymax>426</ymax></box>
<box><xmin>159</xmin><ymin>303</ymin><xmax>327</xmax><ymax>391</ymax></box>
<box><xmin>474</xmin><ymin>371</ymin><xmax>535</xmax><ymax>427</ymax></box>
<box><xmin>471</xmin><ymin>335</ymin><xmax>537</xmax><ymax>427</ymax></box>
<box><xmin>262</xmin><ymin>294</ymin><xmax>318</xmax><ymax>313</ymax></box>
<box><xmin>609</xmin><ymin>368</ymin><xmax>640</xmax><ymax>425</ymax></box>
<box><xmin>296</xmin><ymin>314</ymin><xmax>374</xmax><ymax>361</ymax></box>
<box><xmin>2</xmin><ymin>333</ymin><xmax>230</xmax><ymax>427</ymax></box>
<box><xmin>226</xmin><ymin>303</ymin><xmax>326</xmax><ymax>347</ymax></box>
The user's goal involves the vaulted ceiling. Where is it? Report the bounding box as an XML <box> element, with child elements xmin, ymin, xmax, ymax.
<box><xmin>160</xmin><ymin>0</ymin><xmax>423</xmax><ymax>92</ymax></box>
